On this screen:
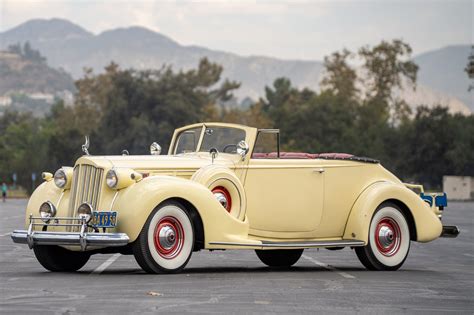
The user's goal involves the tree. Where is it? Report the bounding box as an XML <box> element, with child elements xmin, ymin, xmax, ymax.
<box><xmin>0</xmin><ymin>111</ymin><xmax>48</xmax><ymax>192</ymax></box>
<box><xmin>7</xmin><ymin>42</ymin><xmax>46</xmax><ymax>63</ymax></box>
<box><xmin>71</xmin><ymin>58</ymin><xmax>240</xmax><ymax>155</ymax></box>
<box><xmin>359</xmin><ymin>40</ymin><xmax>418</xmax><ymax>124</ymax></box>
<box><xmin>401</xmin><ymin>106</ymin><xmax>474</xmax><ymax>188</ymax></box>
<box><xmin>359</xmin><ymin>39</ymin><xmax>418</xmax><ymax>102</ymax></box>
<box><xmin>320</xmin><ymin>49</ymin><xmax>358</xmax><ymax>101</ymax></box>
<box><xmin>466</xmin><ymin>46</ymin><xmax>474</xmax><ymax>91</ymax></box>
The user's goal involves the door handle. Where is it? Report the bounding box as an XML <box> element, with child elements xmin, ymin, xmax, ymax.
<box><xmin>313</xmin><ymin>168</ymin><xmax>325</xmax><ymax>174</ymax></box>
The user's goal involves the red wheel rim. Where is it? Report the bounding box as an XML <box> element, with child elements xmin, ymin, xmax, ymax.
<box><xmin>153</xmin><ymin>216</ymin><xmax>185</xmax><ymax>259</ymax></box>
<box><xmin>212</xmin><ymin>186</ymin><xmax>232</xmax><ymax>213</ymax></box>
<box><xmin>374</xmin><ymin>217</ymin><xmax>401</xmax><ymax>257</ymax></box>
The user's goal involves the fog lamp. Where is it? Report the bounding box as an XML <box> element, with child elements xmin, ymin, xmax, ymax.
<box><xmin>39</xmin><ymin>201</ymin><xmax>57</xmax><ymax>223</ymax></box>
<box><xmin>77</xmin><ymin>203</ymin><xmax>93</xmax><ymax>223</ymax></box>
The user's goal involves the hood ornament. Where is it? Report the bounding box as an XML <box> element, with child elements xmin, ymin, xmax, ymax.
<box><xmin>82</xmin><ymin>136</ymin><xmax>90</xmax><ymax>156</ymax></box>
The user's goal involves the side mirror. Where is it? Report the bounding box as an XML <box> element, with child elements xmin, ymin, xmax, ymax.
<box><xmin>209</xmin><ymin>147</ymin><xmax>219</xmax><ymax>163</ymax></box>
<box><xmin>150</xmin><ymin>142</ymin><xmax>162</xmax><ymax>155</ymax></box>
<box><xmin>237</xmin><ymin>141</ymin><xmax>249</xmax><ymax>158</ymax></box>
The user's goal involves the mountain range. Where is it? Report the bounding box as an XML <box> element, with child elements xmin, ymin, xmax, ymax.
<box><xmin>0</xmin><ymin>18</ymin><xmax>471</xmax><ymax>113</ymax></box>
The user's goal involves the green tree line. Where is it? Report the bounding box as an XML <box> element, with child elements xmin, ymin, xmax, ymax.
<box><xmin>0</xmin><ymin>40</ymin><xmax>472</xmax><ymax>191</ymax></box>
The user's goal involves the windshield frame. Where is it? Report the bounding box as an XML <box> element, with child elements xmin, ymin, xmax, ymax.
<box><xmin>169</xmin><ymin>123</ymin><xmax>253</xmax><ymax>156</ymax></box>
<box><xmin>172</xmin><ymin>125</ymin><xmax>205</xmax><ymax>155</ymax></box>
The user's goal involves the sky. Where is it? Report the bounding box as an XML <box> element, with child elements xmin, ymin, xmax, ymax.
<box><xmin>0</xmin><ymin>0</ymin><xmax>472</xmax><ymax>61</ymax></box>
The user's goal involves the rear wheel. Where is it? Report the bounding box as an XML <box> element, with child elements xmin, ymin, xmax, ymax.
<box><xmin>355</xmin><ymin>202</ymin><xmax>411</xmax><ymax>271</ymax></box>
<box><xmin>133</xmin><ymin>201</ymin><xmax>194</xmax><ymax>274</ymax></box>
<box><xmin>255</xmin><ymin>249</ymin><xmax>303</xmax><ymax>268</ymax></box>
<box><xmin>33</xmin><ymin>245</ymin><xmax>90</xmax><ymax>272</ymax></box>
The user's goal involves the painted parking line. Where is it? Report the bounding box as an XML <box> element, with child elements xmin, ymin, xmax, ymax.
<box><xmin>0</xmin><ymin>232</ymin><xmax>12</xmax><ymax>237</ymax></box>
<box><xmin>3</xmin><ymin>215</ymin><xmax>24</xmax><ymax>220</ymax></box>
<box><xmin>302</xmin><ymin>254</ymin><xmax>355</xmax><ymax>279</ymax></box>
<box><xmin>91</xmin><ymin>253</ymin><xmax>121</xmax><ymax>274</ymax></box>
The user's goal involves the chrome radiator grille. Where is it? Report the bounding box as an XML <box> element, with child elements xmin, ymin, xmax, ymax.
<box><xmin>69</xmin><ymin>164</ymin><xmax>104</xmax><ymax>215</ymax></box>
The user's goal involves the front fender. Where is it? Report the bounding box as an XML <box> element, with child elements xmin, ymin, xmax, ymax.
<box><xmin>114</xmin><ymin>175</ymin><xmax>251</xmax><ymax>246</ymax></box>
<box><xmin>343</xmin><ymin>181</ymin><xmax>442</xmax><ymax>243</ymax></box>
<box><xmin>25</xmin><ymin>180</ymin><xmax>65</xmax><ymax>228</ymax></box>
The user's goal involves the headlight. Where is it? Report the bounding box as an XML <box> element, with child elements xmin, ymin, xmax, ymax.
<box><xmin>106</xmin><ymin>170</ymin><xmax>118</xmax><ymax>188</ymax></box>
<box><xmin>106</xmin><ymin>168</ymin><xmax>138</xmax><ymax>190</ymax></box>
<box><xmin>54</xmin><ymin>168</ymin><xmax>67</xmax><ymax>188</ymax></box>
<box><xmin>53</xmin><ymin>167</ymin><xmax>73</xmax><ymax>189</ymax></box>
<box><xmin>39</xmin><ymin>201</ymin><xmax>56</xmax><ymax>223</ymax></box>
<box><xmin>77</xmin><ymin>203</ymin><xmax>93</xmax><ymax>223</ymax></box>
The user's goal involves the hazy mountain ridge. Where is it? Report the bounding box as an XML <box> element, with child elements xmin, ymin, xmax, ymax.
<box><xmin>0</xmin><ymin>18</ymin><xmax>471</xmax><ymax>113</ymax></box>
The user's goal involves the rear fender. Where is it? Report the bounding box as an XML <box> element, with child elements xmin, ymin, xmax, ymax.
<box><xmin>114</xmin><ymin>175</ymin><xmax>250</xmax><ymax>246</ymax></box>
<box><xmin>343</xmin><ymin>181</ymin><xmax>442</xmax><ymax>243</ymax></box>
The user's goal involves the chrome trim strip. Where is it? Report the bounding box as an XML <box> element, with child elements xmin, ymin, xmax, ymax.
<box><xmin>57</xmin><ymin>191</ymin><xmax>64</xmax><ymax>208</ymax></box>
<box><xmin>110</xmin><ymin>191</ymin><xmax>119</xmax><ymax>210</ymax></box>
<box><xmin>209</xmin><ymin>240</ymin><xmax>365</xmax><ymax>248</ymax></box>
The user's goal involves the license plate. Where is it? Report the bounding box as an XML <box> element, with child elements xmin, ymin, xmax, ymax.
<box><xmin>91</xmin><ymin>211</ymin><xmax>117</xmax><ymax>228</ymax></box>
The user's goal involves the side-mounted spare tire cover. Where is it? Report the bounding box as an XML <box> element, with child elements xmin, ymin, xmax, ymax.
<box><xmin>191</xmin><ymin>165</ymin><xmax>246</xmax><ymax>221</ymax></box>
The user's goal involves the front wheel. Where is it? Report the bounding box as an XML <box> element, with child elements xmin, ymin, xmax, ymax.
<box><xmin>255</xmin><ymin>249</ymin><xmax>303</xmax><ymax>268</ymax></box>
<box><xmin>355</xmin><ymin>202</ymin><xmax>411</xmax><ymax>271</ymax></box>
<box><xmin>133</xmin><ymin>201</ymin><xmax>194</xmax><ymax>274</ymax></box>
<box><xmin>33</xmin><ymin>245</ymin><xmax>90</xmax><ymax>272</ymax></box>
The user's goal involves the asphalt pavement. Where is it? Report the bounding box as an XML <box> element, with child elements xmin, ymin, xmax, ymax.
<box><xmin>0</xmin><ymin>199</ymin><xmax>472</xmax><ymax>314</ymax></box>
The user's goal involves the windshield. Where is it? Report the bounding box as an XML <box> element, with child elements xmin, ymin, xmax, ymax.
<box><xmin>199</xmin><ymin>127</ymin><xmax>246</xmax><ymax>154</ymax></box>
<box><xmin>174</xmin><ymin>127</ymin><xmax>202</xmax><ymax>154</ymax></box>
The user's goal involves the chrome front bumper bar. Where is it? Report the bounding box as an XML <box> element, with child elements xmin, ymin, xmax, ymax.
<box><xmin>11</xmin><ymin>215</ymin><xmax>129</xmax><ymax>251</ymax></box>
<box><xmin>11</xmin><ymin>230</ymin><xmax>130</xmax><ymax>251</ymax></box>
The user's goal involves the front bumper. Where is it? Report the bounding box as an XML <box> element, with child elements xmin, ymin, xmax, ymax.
<box><xmin>11</xmin><ymin>230</ymin><xmax>130</xmax><ymax>250</ymax></box>
<box><xmin>11</xmin><ymin>214</ymin><xmax>129</xmax><ymax>251</ymax></box>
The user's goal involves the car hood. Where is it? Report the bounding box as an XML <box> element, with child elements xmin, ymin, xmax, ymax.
<box><xmin>74</xmin><ymin>154</ymin><xmax>236</xmax><ymax>173</ymax></box>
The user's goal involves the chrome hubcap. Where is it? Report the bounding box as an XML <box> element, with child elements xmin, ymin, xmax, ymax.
<box><xmin>158</xmin><ymin>225</ymin><xmax>177</xmax><ymax>250</ymax></box>
<box><xmin>153</xmin><ymin>216</ymin><xmax>185</xmax><ymax>260</ymax></box>
<box><xmin>374</xmin><ymin>217</ymin><xmax>401</xmax><ymax>257</ymax></box>
<box><xmin>378</xmin><ymin>225</ymin><xmax>395</xmax><ymax>248</ymax></box>
<box><xmin>213</xmin><ymin>192</ymin><xmax>228</xmax><ymax>209</ymax></box>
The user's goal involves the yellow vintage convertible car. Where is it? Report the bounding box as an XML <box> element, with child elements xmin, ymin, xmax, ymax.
<box><xmin>12</xmin><ymin>123</ymin><xmax>459</xmax><ymax>273</ymax></box>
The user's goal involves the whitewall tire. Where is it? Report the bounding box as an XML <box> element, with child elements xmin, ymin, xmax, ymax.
<box><xmin>133</xmin><ymin>201</ymin><xmax>194</xmax><ymax>274</ymax></box>
<box><xmin>355</xmin><ymin>202</ymin><xmax>411</xmax><ymax>271</ymax></box>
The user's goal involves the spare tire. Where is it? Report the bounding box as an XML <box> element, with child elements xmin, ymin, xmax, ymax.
<box><xmin>191</xmin><ymin>165</ymin><xmax>246</xmax><ymax>221</ymax></box>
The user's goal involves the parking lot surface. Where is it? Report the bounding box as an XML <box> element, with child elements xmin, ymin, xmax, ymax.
<box><xmin>1</xmin><ymin>199</ymin><xmax>472</xmax><ymax>314</ymax></box>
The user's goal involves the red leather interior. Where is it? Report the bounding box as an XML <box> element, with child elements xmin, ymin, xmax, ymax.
<box><xmin>251</xmin><ymin>152</ymin><xmax>353</xmax><ymax>159</ymax></box>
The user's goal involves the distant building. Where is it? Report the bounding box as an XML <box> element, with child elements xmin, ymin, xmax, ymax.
<box><xmin>28</xmin><ymin>92</ymin><xmax>55</xmax><ymax>103</ymax></box>
<box><xmin>443</xmin><ymin>176</ymin><xmax>474</xmax><ymax>200</ymax></box>
<box><xmin>0</xmin><ymin>96</ymin><xmax>12</xmax><ymax>106</ymax></box>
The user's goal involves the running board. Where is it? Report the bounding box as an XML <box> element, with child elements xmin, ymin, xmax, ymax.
<box><xmin>209</xmin><ymin>239</ymin><xmax>365</xmax><ymax>249</ymax></box>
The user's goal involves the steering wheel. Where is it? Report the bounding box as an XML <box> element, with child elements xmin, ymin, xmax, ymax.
<box><xmin>223</xmin><ymin>144</ymin><xmax>237</xmax><ymax>153</ymax></box>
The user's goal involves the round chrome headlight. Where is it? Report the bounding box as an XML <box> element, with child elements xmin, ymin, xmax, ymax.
<box><xmin>106</xmin><ymin>170</ymin><xmax>118</xmax><ymax>188</ymax></box>
<box><xmin>54</xmin><ymin>168</ymin><xmax>67</xmax><ymax>189</ymax></box>
<box><xmin>77</xmin><ymin>203</ymin><xmax>93</xmax><ymax>223</ymax></box>
<box><xmin>39</xmin><ymin>201</ymin><xmax>57</xmax><ymax>223</ymax></box>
